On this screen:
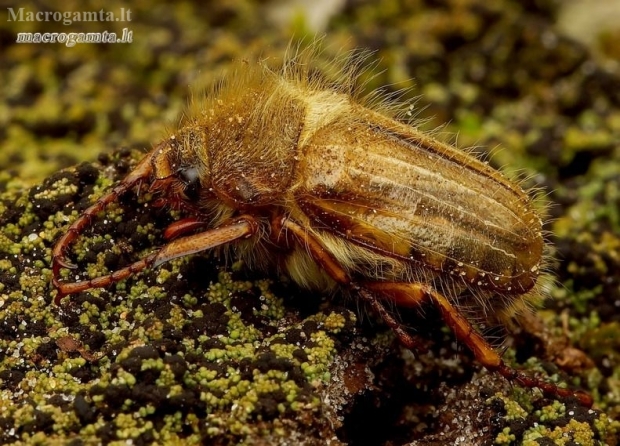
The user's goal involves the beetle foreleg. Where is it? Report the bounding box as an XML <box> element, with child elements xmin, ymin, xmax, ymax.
<box><xmin>163</xmin><ymin>217</ymin><xmax>209</xmax><ymax>240</ymax></box>
<box><xmin>53</xmin><ymin>215</ymin><xmax>258</xmax><ymax>304</ymax></box>
<box><xmin>52</xmin><ymin>148</ymin><xmax>157</xmax><ymax>290</ymax></box>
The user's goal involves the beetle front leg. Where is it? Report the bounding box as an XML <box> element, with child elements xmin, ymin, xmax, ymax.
<box><xmin>163</xmin><ymin>217</ymin><xmax>208</xmax><ymax>240</ymax></box>
<box><xmin>51</xmin><ymin>146</ymin><xmax>160</xmax><ymax>289</ymax></box>
<box><xmin>54</xmin><ymin>215</ymin><xmax>258</xmax><ymax>304</ymax></box>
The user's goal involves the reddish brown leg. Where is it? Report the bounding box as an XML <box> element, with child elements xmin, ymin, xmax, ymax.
<box><xmin>53</xmin><ymin>216</ymin><xmax>258</xmax><ymax>304</ymax></box>
<box><xmin>163</xmin><ymin>217</ymin><xmax>208</xmax><ymax>240</ymax></box>
<box><xmin>276</xmin><ymin>216</ymin><xmax>429</xmax><ymax>353</ymax></box>
<box><xmin>366</xmin><ymin>282</ymin><xmax>593</xmax><ymax>407</ymax></box>
<box><xmin>277</xmin><ymin>216</ymin><xmax>593</xmax><ymax>407</ymax></box>
<box><xmin>52</xmin><ymin>148</ymin><xmax>157</xmax><ymax>286</ymax></box>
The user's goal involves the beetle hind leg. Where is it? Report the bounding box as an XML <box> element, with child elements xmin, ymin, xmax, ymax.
<box><xmin>365</xmin><ymin>281</ymin><xmax>593</xmax><ymax>407</ymax></box>
<box><xmin>277</xmin><ymin>216</ymin><xmax>593</xmax><ymax>407</ymax></box>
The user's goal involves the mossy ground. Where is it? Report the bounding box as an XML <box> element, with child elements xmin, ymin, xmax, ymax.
<box><xmin>1</xmin><ymin>0</ymin><xmax>620</xmax><ymax>444</ymax></box>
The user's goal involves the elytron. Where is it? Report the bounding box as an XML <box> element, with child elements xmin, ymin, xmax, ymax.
<box><xmin>52</xmin><ymin>45</ymin><xmax>593</xmax><ymax>407</ymax></box>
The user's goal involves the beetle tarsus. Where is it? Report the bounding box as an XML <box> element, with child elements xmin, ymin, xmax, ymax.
<box><xmin>494</xmin><ymin>362</ymin><xmax>593</xmax><ymax>408</ymax></box>
<box><xmin>51</xmin><ymin>148</ymin><xmax>158</xmax><ymax>301</ymax></box>
<box><xmin>53</xmin><ymin>255</ymin><xmax>78</xmax><ymax>271</ymax></box>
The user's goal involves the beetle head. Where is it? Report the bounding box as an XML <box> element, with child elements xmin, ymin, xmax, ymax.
<box><xmin>148</xmin><ymin>135</ymin><xmax>212</xmax><ymax>211</ymax></box>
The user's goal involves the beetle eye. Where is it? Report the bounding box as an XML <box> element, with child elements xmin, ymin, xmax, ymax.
<box><xmin>179</xmin><ymin>166</ymin><xmax>201</xmax><ymax>201</ymax></box>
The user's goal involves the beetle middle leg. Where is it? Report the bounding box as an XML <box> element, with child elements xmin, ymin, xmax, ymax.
<box><xmin>275</xmin><ymin>216</ymin><xmax>428</xmax><ymax>352</ymax></box>
<box><xmin>276</xmin><ymin>216</ymin><xmax>593</xmax><ymax>407</ymax></box>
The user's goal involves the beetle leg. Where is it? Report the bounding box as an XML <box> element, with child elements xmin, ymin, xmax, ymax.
<box><xmin>163</xmin><ymin>217</ymin><xmax>208</xmax><ymax>240</ymax></box>
<box><xmin>277</xmin><ymin>216</ymin><xmax>592</xmax><ymax>407</ymax></box>
<box><xmin>54</xmin><ymin>215</ymin><xmax>258</xmax><ymax>304</ymax></box>
<box><xmin>276</xmin><ymin>216</ymin><xmax>349</xmax><ymax>285</ymax></box>
<box><xmin>276</xmin><ymin>216</ymin><xmax>428</xmax><ymax>352</ymax></box>
<box><xmin>51</xmin><ymin>147</ymin><xmax>159</xmax><ymax>287</ymax></box>
<box><xmin>364</xmin><ymin>282</ymin><xmax>593</xmax><ymax>407</ymax></box>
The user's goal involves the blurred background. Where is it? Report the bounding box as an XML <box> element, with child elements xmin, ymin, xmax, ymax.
<box><xmin>1</xmin><ymin>0</ymin><xmax>619</xmax><ymax>183</ymax></box>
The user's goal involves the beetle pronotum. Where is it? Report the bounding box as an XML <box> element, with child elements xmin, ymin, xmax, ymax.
<box><xmin>51</xmin><ymin>45</ymin><xmax>593</xmax><ymax>407</ymax></box>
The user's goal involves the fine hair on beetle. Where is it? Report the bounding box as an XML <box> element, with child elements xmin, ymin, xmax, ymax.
<box><xmin>200</xmin><ymin>43</ymin><xmax>554</xmax><ymax>328</ymax></box>
<box><xmin>51</xmin><ymin>41</ymin><xmax>592</xmax><ymax>407</ymax></box>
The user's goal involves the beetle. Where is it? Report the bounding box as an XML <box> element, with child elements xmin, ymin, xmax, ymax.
<box><xmin>51</xmin><ymin>46</ymin><xmax>593</xmax><ymax>407</ymax></box>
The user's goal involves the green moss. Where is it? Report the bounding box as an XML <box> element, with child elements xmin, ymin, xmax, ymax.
<box><xmin>495</xmin><ymin>427</ymin><xmax>516</xmax><ymax>445</ymax></box>
<box><xmin>0</xmin><ymin>150</ymin><xmax>357</xmax><ymax>441</ymax></box>
<box><xmin>490</xmin><ymin>393</ymin><xmax>620</xmax><ymax>446</ymax></box>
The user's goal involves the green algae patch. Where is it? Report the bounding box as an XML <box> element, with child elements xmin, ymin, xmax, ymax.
<box><xmin>490</xmin><ymin>393</ymin><xmax>620</xmax><ymax>446</ymax></box>
<box><xmin>0</xmin><ymin>151</ymin><xmax>361</xmax><ymax>444</ymax></box>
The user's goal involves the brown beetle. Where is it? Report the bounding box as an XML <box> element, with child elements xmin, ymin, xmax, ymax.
<box><xmin>51</xmin><ymin>47</ymin><xmax>593</xmax><ymax>407</ymax></box>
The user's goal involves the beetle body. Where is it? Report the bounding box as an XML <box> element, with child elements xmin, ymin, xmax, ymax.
<box><xmin>155</xmin><ymin>63</ymin><xmax>543</xmax><ymax>324</ymax></box>
<box><xmin>51</xmin><ymin>47</ymin><xmax>591</xmax><ymax>407</ymax></box>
